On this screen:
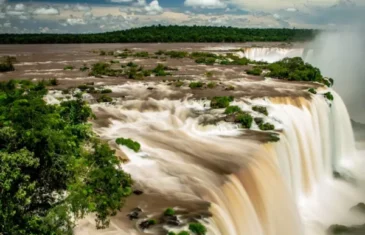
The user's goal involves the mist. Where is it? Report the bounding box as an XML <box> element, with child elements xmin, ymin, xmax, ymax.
<box><xmin>305</xmin><ymin>27</ymin><xmax>365</xmax><ymax>123</ymax></box>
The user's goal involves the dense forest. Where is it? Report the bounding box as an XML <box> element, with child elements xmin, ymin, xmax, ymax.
<box><xmin>0</xmin><ymin>25</ymin><xmax>318</xmax><ymax>44</ymax></box>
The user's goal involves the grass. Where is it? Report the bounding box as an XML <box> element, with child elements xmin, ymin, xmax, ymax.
<box><xmin>189</xmin><ymin>81</ymin><xmax>204</xmax><ymax>89</ymax></box>
<box><xmin>115</xmin><ymin>138</ymin><xmax>141</xmax><ymax>152</ymax></box>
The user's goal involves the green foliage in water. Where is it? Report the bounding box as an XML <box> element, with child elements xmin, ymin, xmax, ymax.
<box><xmin>0</xmin><ymin>56</ymin><xmax>15</xmax><ymax>72</ymax></box>
<box><xmin>175</xmin><ymin>80</ymin><xmax>184</xmax><ymax>87</ymax></box>
<box><xmin>207</xmin><ymin>82</ymin><xmax>217</xmax><ymax>89</ymax></box>
<box><xmin>235</xmin><ymin>112</ymin><xmax>253</xmax><ymax>129</ymax></box>
<box><xmin>63</xmin><ymin>65</ymin><xmax>74</xmax><ymax>70</ymax></box>
<box><xmin>189</xmin><ymin>81</ymin><xmax>204</xmax><ymax>89</ymax></box>
<box><xmin>101</xmin><ymin>89</ymin><xmax>112</xmax><ymax>94</ymax></box>
<box><xmin>324</xmin><ymin>92</ymin><xmax>334</xmax><ymax>101</ymax></box>
<box><xmin>97</xmin><ymin>94</ymin><xmax>113</xmax><ymax>103</ymax></box>
<box><xmin>116</xmin><ymin>137</ymin><xmax>141</xmax><ymax>152</ymax></box>
<box><xmin>164</xmin><ymin>208</ymin><xmax>176</xmax><ymax>216</ymax></box>
<box><xmin>252</xmin><ymin>106</ymin><xmax>268</xmax><ymax>116</ymax></box>
<box><xmin>152</xmin><ymin>64</ymin><xmax>172</xmax><ymax>76</ymax></box>
<box><xmin>266</xmin><ymin>57</ymin><xmax>324</xmax><ymax>82</ymax></box>
<box><xmin>224</xmin><ymin>105</ymin><xmax>242</xmax><ymax>114</ymax></box>
<box><xmin>165</xmin><ymin>51</ymin><xmax>189</xmax><ymax>58</ymax></box>
<box><xmin>259</xmin><ymin>122</ymin><xmax>275</xmax><ymax>131</ymax></box>
<box><xmin>246</xmin><ymin>67</ymin><xmax>262</xmax><ymax>76</ymax></box>
<box><xmin>189</xmin><ymin>222</ymin><xmax>207</xmax><ymax>235</ymax></box>
<box><xmin>133</xmin><ymin>51</ymin><xmax>149</xmax><ymax>58</ymax></box>
<box><xmin>308</xmin><ymin>88</ymin><xmax>317</xmax><ymax>94</ymax></box>
<box><xmin>89</xmin><ymin>62</ymin><xmax>112</xmax><ymax>76</ymax></box>
<box><xmin>0</xmin><ymin>80</ymin><xmax>132</xmax><ymax>234</ymax></box>
<box><xmin>211</xmin><ymin>96</ymin><xmax>234</xmax><ymax>109</ymax></box>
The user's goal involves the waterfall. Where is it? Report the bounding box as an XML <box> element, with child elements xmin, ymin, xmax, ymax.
<box><xmin>73</xmin><ymin>85</ymin><xmax>363</xmax><ymax>235</ymax></box>
<box><xmin>242</xmin><ymin>48</ymin><xmax>304</xmax><ymax>63</ymax></box>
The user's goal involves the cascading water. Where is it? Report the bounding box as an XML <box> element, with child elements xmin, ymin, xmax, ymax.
<box><xmin>72</xmin><ymin>80</ymin><xmax>364</xmax><ymax>235</ymax></box>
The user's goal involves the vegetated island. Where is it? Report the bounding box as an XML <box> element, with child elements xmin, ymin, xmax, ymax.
<box><xmin>0</xmin><ymin>25</ymin><xmax>318</xmax><ymax>44</ymax></box>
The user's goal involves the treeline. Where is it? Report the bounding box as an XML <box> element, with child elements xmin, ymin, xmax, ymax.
<box><xmin>0</xmin><ymin>25</ymin><xmax>318</xmax><ymax>44</ymax></box>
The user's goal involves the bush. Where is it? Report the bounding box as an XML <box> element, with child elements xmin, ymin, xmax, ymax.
<box><xmin>252</xmin><ymin>106</ymin><xmax>268</xmax><ymax>116</ymax></box>
<box><xmin>97</xmin><ymin>95</ymin><xmax>113</xmax><ymax>103</ymax></box>
<box><xmin>116</xmin><ymin>138</ymin><xmax>141</xmax><ymax>152</ymax></box>
<box><xmin>224</xmin><ymin>105</ymin><xmax>242</xmax><ymax>114</ymax></box>
<box><xmin>133</xmin><ymin>51</ymin><xmax>149</xmax><ymax>58</ymax></box>
<box><xmin>110</xmin><ymin>60</ymin><xmax>119</xmax><ymax>64</ymax></box>
<box><xmin>254</xmin><ymin>117</ymin><xmax>263</xmax><ymax>125</ymax></box>
<box><xmin>235</xmin><ymin>113</ymin><xmax>253</xmax><ymax>128</ymax></box>
<box><xmin>324</xmin><ymin>92</ymin><xmax>334</xmax><ymax>101</ymax></box>
<box><xmin>0</xmin><ymin>57</ymin><xmax>15</xmax><ymax>72</ymax></box>
<box><xmin>189</xmin><ymin>223</ymin><xmax>207</xmax><ymax>235</ymax></box>
<box><xmin>89</xmin><ymin>62</ymin><xmax>111</xmax><ymax>76</ymax></box>
<box><xmin>64</xmin><ymin>65</ymin><xmax>74</xmax><ymax>70</ymax></box>
<box><xmin>205</xmin><ymin>71</ymin><xmax>214</xmax><ymax>77</ymax></box>
<box><xmin>207</xmin><ymin>82</ymin><xmax>217</xmax><ymax>88</ymax></box>
<box><xmin>189</xmin><ymin>81</ymin><xmax>204</xmax><ymax>89</ymax></box>
<box><xmin>211</xmin><ymin>96</ymin><xmax>234</xmax><ymax>109</ymax></box>
<box><xmin>153</xmin><ymin>64</ymin><xmax>172</xmax><ymax>76</ymax></box>
<box><xmin>99</xmin><ymin>50</ymin><xmax>106</xmax><ymax>56</ymax></box>
<box><xmin>155</xmin><ymin>50</ymin><xmax>165</xmax><ymax>55</ymax></box>
<box><xmin>168</xmin><ymin>232</ymin><xmax>177</xmax><ymax>235</ymax></box>
<box><xmin>101</xmin><ymin>89</ymin><xmax>112</xmax><ymax>94</ymax></box>
<box><xmin>48</xmin><ymin>78</ymin><xmax>59</xmax><ymax>86</ymax></box>
<box><xmin>178</xmin><ymin>232</ymin><xmax>190</xmax><ymax>235</ymax></box>
<box><xmin>308</xmin><ymin>88</ymin><xmax>317</xmax><ymax>94</ymax></box>
<box><xmin>259</xmin><ymin>122</ymin><xmax>275</xmax><ymax>131</ymax></box>
<box><xmin>246</xmin><ymin>67</ymin><xmax>262</xmax><ymax>76</ymax></box>
<box><xmin>195</xmin><ymin>57</ymin><xmax>216</xmax><ymax>65</ymax></box>
<box><xmin>165</xmin><ymin>51</ymin><xmax>188</xmax><ymax>58</ymax></box>
<box><xmin>78</xmin><ymin>84</ymin><xmax>90</xmax><ymax>91</ymax></box>
<box><xmin>268</xmin><ymin>134</ymin><xmax>280</xmax><ymax>142</ymax></box>
<box><xmin>164</xmin><ymin>208</ymin><xmax>176</xmax><ymax>216</ymax></box>
<box><xmin>127</xmin><ymin>62</ymin><xmax>138</xmax><ymax>67</ymax></box>
<box><xmin>225</xmin><ymin>85</ymin><xmax>235</xmax><ymax>91</ymax></box>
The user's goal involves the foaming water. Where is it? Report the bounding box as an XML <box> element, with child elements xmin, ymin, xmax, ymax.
<box><xmin>242</xmin><ymin>48</ymin><xmax>304</xmax><ymax>63</ymax></box>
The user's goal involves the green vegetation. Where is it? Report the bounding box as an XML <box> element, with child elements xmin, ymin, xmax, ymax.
<box><xmin>0</xmin><ymin>80</ymin><xmax>132</xmax><ymax>234</ymax></box>
<box><xmin>0</xmin><ymin>26</ymin><xmax>318</xmax><ymax>44</ymax></box>
<box><xmin>324</xmin><ymin>92</ymin><xmax>334</xmax><ymax>101</ymax></box>
<box><xmin>246</xmin><ymin>67</ymin><xmax>262</xmax><ymax>76</ymax></box>
<box><xmin>211</xmin><ymin>96</ymin><xmax>234</xmax><ymax>109</ymax></box>
<box><xmin>189</xmin><ymin>222</ymin><xmax>207</xmax><ymax>235</ymax></box>
<box><xmin>268</xmin><ymin>133</ymin><xmax>280</xmax><ymax>142</ymax></box>
<box><xmin>63</xmin><ymin>65</ymin><xmax>74</xmax><ymax>70</ymax></box>
<box><xmin>225</xmin><ymin>85</ymin><xmax>235</xmax><ymax>91</ymax></box>
<box><xmin>89</xmin><ymin>62</ymin><xmax>112</xmax><ymax>76</ymax></box>
<box><xmin>308</xmin><ymin>88</ymin><xmax>317</xmax><ymax>94</ymax></box>
<box><xmin>205</xmin><ymin>71</ymin><xmax>214</xmax><ymax>77</ymax></box>
<box><xmin>133</xmin><ymin>51</ymin><xmax>149</xmax><ymax>58</ymax></box>
<box><xmin>220</xmin><ymin>54</ymin><xmax>250</xmax><ymax>66</ymax></box>
<box><xmin>195</xmin><ymin>57</ymin><xmax>216</xmax><ymax>65</ymax></box>
<box><xmin>101</xmin><ymin>89</ymin><xmax>112</xmax><ymax>94</ymax></box>
<box><xmin>116</xmin><ymin>137</ymin><xmax>141</xmax><ymax>152</ymax></box>
<box><xmin>224</xmin><ymin>105</ymin><xmax>242</xmax><ymax>114</ymax></box>
<box><xmin>328</xmin><ymin>224</ymin><xmax>365</xmax><ymax>235</ymax></box>
<box><xmin>265</xmin><ymin>57</ymin><xmax>327</xmax><ymax>83</ymax></box>
<box><xmin>80</xmin><ymin>64</ymin><xmax>89</xmax><ymax>71</ymax></box>
<box><xmin>254</xmin><ymin>117</ymin><xmax>264</xmax><ymax>125</ymax></box>
<box><xmin>0</xmin><ymin>56</ymin><xmax>15</xmax><ymax>72</ymax></box>
<box><xmin>152</xmin><ymin>64</ymin><xmax>172</xmax><ymax>76</ymax></box>
<box><xmin>168</xmin><ymin>232</ymin><xmax>190</xmax><ymax>235</ymax></box>
<box><xmin>97</xmin><ymin>94</ymin><xmax>113</xmax><ymax>103</ymax></box>
<box><xmin>189</xmin><ymin>81</ymin><xmax>204</xmax><ymax>89</ymax></box>
<box><xmin>165</xmin><ymin>51</ymin><xmax>189</xmax><ymax>58</ymax></box>
<box><xmin>164</xmin><ymin>208</ymin><xmax>176</xmax><ymax>216</ymax></box>
<box><xmin>48</xmin><ymin>78</ymin><xmax>59</xmax><ymax>86</ymax></box>
<box><xmin>235</xmin><ymin>113</ymin><xmax>253</xmax><ymax>129</ymax></box>
<box><xmin>252</xmin><ymin>106</ymin><xmax>268</xmax><ymax>116</ymax></box>
<box><xmin>127</xmin><ymin>62</ymin><xmax>138</xmax><ymax>68</ymax></box>
<box><xmin>259</xmin><ymin>122</ymin><xmax>275</xmax><ymax>131</ymax></box>
<box><xmin>207</xmin><ymin>82</ymin><xmax>217</xmax><ymax>89</ymax></box>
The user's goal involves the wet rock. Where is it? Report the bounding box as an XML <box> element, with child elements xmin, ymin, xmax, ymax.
<box><xmin>139</xmin><ymin>219</ymin><xmax>157</xmax><ymax>230</ymax></box>
<box><xmin>133</xmin><ymin>190</ymin><xmax>143</xmax><ymax>195</ymax></box>
<box><xmin>127</xmin><ymin>207</ymin><xmax>142</xmax><ymax>220</ymax></box>
<box><xmin>162</xmin><ymin>215</ymin><xmax>180</xmax><ymax>226</ymax></box>
<box><xmin>351</xmin><ymin>203</ymin><xmax>365</xmax><ymax>213</ymax></box>
<box><xmin>147</xmin><ymin>87</ymin><xmax>154</xmax><ymax>90</ymax></box>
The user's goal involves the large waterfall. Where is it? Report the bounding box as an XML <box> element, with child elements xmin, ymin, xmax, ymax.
<box><xmin>72</xmin><ymin>79</ymin><xmax>364</xmax><ymax>235</ymax></box>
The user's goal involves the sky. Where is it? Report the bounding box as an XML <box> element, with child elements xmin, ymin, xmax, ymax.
<box><xmin>0</xmin><ymin>0</ymin><xmax>364</xmax><ymax>33</ymax></box>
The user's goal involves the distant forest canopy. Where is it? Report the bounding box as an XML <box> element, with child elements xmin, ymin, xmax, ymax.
<box><xmin>0</xmin><ymin>25</ymin><xmax>319</xmax><ymax>44</ymax></box>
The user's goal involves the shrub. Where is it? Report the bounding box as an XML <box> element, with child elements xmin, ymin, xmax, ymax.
<box><xmin>324</xmin><ymin>92</ymin><xmax>334</xmax><ymax>101</ymax></box>
<box><xmin>190</xmin><ymin>52</ymin><xmax>219</xmax><ymax>58</ymax></box>
<box><xmin>211</xmin><ymin>96</ymin><xmax>234</xmax><ymax>109</ymax></box>
<box><xmin>329</xmin><ymin>78</ymin><xmax>334</xmax><ymax>86</ymax></box>
<box><xmin>168</xmin><ymin>232</ymin><xmax>177</xmax><ymax>235</ymax></box>
<box><xmin>246</xmin><ymin>67</ymin><xmax>262</xmax><ymax>76</ymax></box>
<box><xmin>189</xmin><ymin>223</ymin><xmax>207</xmax><ymax>235</ymax></box>
<box><xmin>116</xmin><ymin>138</ymin><xmax>141</xmax><ymax>152</ymax></box>
<box><xmin>207</xmin><ymin>82</ymin><xmax>217</xmax><ymax>88</ymax></box>
<box><xmin>164</xmin><ymin>208</ymin><xmax>176</xmax><ymax>216</ymax></box>
<box><xmin>225</xmin><ymin>85</ymin><xmax>235</xmax><ymax>91</ymax></box>
<box><xmin>155</xmin><ymin>50</ymin><xmax>165</xmax><ymax>55</ymax></box>
<box><xmin>252</xmin><ymin>106</ymin><xmax>268</xmax><ymax>116</ymax></box>
<box><xmin>259</xmin><ymin>122</ymin><xmax>275</xmax><ymax>131</ymax></box>
<box><xmin>254</xmin><ymin>117</ymin><xmax>263</xmax><ymax>125</ymax></box>
<box><xmin>99</xmin><ymin>50</ymin><xmax>106</xmax><ymax>56</ymax></box>
<box><xmin>133</xmin><ymin>51</ymin><xmax>149</xmax><ymax>58</ymax></box>
<box><xmin>63</xmin><ymin>65</ymin><xmax>74</xmax><ymax>70</ymax></box>
<box><xmin>189</xmin><ymin>81</ymin><xmax>204</xmax><ymax>89</ymax></box>
<box><xmin>268</xmin><ymin>134</ymin><xmax>280</xmax><ymax>142</ymax></box>
<box><xmin>195</xmin><ymin>57</ymin><xmax>216</xmax><ymax>65</ymax></box>
<box><xmin>78</xmin><ymin>84</ymin><xmax>90</xmax><ymax>91</ymax></box>
<box><xmin>127</xmin><ymin>62</ymin><xmax>138</xmax><ymax>68</ymax></box>
<box><xmin>165</xmin><ymin>51</ymin><xmax>188</xmax><ymax>58</ymax></box>
<box><xmin>0</xmin><ymin>57</ymin><xmax>15</xmax><ymax>72</ymax></box>
<box><xmin>110</xmin><ymin>60</ymin><xmax>119</xmax><ymax>64</ymax></box>
<box><xmin>97</xmin><ymin>95</ymin><xmax>113</xmax><ymax>103</ymax></box>
<box><xmin>148</xmin><ymin>219</ymin><xmax>157</xmax><ymax>225</ymax></box>
<box><xmin>152</xmin><ymin>64</ymin><xmax>172</xmax><ymax>76</ymax></box>
<box><xmin>178</xmin><ymin>232</ymin><xmax>190</xmax><ymax>235</ymax></box>
<box><xmin>235</xmin><ymin>113</ymin><xmax>253</xmax><ymax>128</ymax></box>
<box><xmin>224</xmin><ymin>105</ymin><xmax>242</xmax><ymax>114</ymax></box>
<box><xmin>80</xmin><ymin>64</ymin><xmax>89</xmax><ymax>71</ymax></box>
<box><xmin>89</xmin><ymin>62</ymin><xmax>111</xmax><ymax>76</ymax></box>
<box><xmin>48</xmin><ymin>78</ymin><xmax>59</xmax><ymax>86</ymax></box>
<box><xmin>101</xmin><ymin>89</ymin><xmax>112</xmax><ymax>94</ymax></box>
<box><xmin>308</xmin><ymin>88</ymin><xmax>317</xmax><ymax>94</ymax></box>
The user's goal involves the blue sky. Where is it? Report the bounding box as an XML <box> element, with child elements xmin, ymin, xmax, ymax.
<box><xmin>0</xmin><ymin>0</ymin><xmax>364</xmax><ymax>33</ymax></box>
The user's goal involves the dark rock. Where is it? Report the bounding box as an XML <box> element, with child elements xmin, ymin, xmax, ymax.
<box><xmin>147</xmin><ymin>87</ymin><xmax>154</xmax><ymax>90</ymax></box>
<box><xmin>162</xmin><ymin>215</ymin><xmax>180</xmax><ymax>226</ymax></box>
<box><xmin>127</xmin><ymin>207</ymin><xmax>142</xmax><ymax>220</ymax></box>
<box><xmin>133</xmin><ymin>190</ymin><xmax>143</xmax><ymax>195</ymax></box>
<box><xmin>139</xmin><ymin>220</ymin><xmax>157</xmax><ymax>230</ymax></box>
<box><xmin>351</xmin><ymin>203</ymin><xmax>365</xmax><ymax>213</ymax></box>
<box><xmin>166</xmin><ymin>219</ymin><xmax>180</xmax><ymax>226</ymax></box>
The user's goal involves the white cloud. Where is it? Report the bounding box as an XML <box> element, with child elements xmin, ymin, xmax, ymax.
<box><xmin>0</xmin><ymin>0</ymin><xmax>5</xmax><ymax>5</ymax></box>
<box><xmin>185</xmin><ymin>0</ymin><xmax>226</xmax><ymax>9</ymax></box>
<box><xmin>14</xmin><ymin>3</ymin><xmax>25</xmax><ymax>11</ymax></box>
<box><xmin>73</xmin><ymin>4</ymin><xmax>92</xmax><ymax>12</ymax></box>
<box><xmin>33</xmin><ymin>7</ymin><xmax>60</xmax><ymax>15</ymax></box>
<box><xmin>286</xmin><ymin>7</ymin><xmax>298</xmax><ymax>12</ymax></box>
<box><xmin>110</xmin><ymin>0</ymin><xmax>135</xmax><ymax>2</ymax></box>
<box><xmin>145</xmin><ymin>0</ymin><xmax>163</xmax><ymax>15</ymax></box>
<box><xmin>66</xmin><ymin>18</ymin><xmax>86</xmax><ymax>25</ymax></box>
